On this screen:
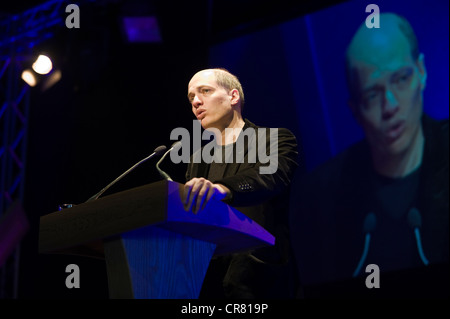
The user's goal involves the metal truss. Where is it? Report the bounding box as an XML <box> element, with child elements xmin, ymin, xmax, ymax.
<box><xmin>0</xmin><ymin>0</ymin><xmax>68</xmax><ymax>58</ymax></box>
<box><xmin>0</xmin><ymin>0</ymin><xmax>69</xmax><ymax>299</ymax></box>
<box><xmin>0</xmin><ymin>53</ymin><xmax>30</xmax><ymax>300</ymax></box>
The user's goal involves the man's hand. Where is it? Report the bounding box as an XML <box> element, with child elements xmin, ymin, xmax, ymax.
<box><xmin>183</xmin><ymin>177</ymin><xmax>231</xmax><ymax>214</ymax></box>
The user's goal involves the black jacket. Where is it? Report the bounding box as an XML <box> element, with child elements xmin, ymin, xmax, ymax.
<box><xmin>186</xmin><ymin>118</ymin><xmax>299</xmax><ymax>298</ymax></box>
<box><xmin>290</xmin><ymin>114</ymin><xmax>449</xmax><ymax>297</ymax></box>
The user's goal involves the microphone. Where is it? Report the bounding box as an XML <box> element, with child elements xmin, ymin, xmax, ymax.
<box><xmin>407</xmin><ymin>207</ymin><xmax>429</xmax><ymax>266</ymax></box>
<box><xmin>353</xmin><ymin>212</ymin><xmax>376</xmax><ymax>277</ymax></box>
<box><xmin>156</xmin><ymin>141</ymin><xmax>182</xmax><ymax>181</ymax></box>
<box><xmin>86</xmin><ymin>145</ymin><xmax>167</xmax><ymax>202</ymax></box>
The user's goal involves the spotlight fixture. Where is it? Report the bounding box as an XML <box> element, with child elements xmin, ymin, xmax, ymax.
<box><xmin>32</xmin><ymin>54</ymin><xmax>53</xmax><ymax>75</ymax></box>
<box><xmin>21</xmin><ymin>54</ymin><xmax>61</xmax><ymax>90</ymax></box>
<box><xmin>122</xmin><ymin>16</ymin><xmax>162</xmax><ymax>43</ymax></box>
<box><xmin>21</xmin><ymin>69</ymin><xmax>37</xmax><ymax>87</ymax></box>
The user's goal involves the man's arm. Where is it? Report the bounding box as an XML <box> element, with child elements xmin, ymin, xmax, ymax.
<box><xmin>183</xmin><ymin>127</ymin><xmax>299</xmax><ymax>211</ymax></box>
<box><xmin>217</xmin><ymin>127</ymin><xmax>299</xmax><ymax>207</ymax></box>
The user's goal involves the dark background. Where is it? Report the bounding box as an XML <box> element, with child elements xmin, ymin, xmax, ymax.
<box><xmin>0</xmin><ymin>0</ymin><xmax>447</xmax><ymax>299</ymax></box>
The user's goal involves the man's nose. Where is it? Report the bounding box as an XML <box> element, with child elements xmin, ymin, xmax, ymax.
<box><xmin>382</xmin><ymin>88</ymin><xmax>399</xmax><ymax>118</ymax></box>
<box><xmin>192</xmin><ymin>95</ymin><xmax>202</xmax><ymax>107</ymax></box>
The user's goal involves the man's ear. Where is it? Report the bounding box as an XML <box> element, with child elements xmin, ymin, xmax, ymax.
<box><xmin>229</xmin><ymin>89</ymin><xmax>240</xmax><ymax>106</ymax></box>
<box><xmin>417</xmin><ymin>53</ymin><xmax>427</xmax><ymax>91</ymax></box>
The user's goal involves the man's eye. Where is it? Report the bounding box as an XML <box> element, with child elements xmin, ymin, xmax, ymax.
<box><xmin>394</xmin><ymin>69</ymin><xmax>412</xmax><ymax>84</ymax></box>
<box><xmin>202</xmin><ymin>89</ymin><xmax>211</xmax><ymax>93</ymax></box>
<box><xmin>365</xmin><ymin>90</ymin><xmax>379</xmax><ymax>101</ymax></box>
<box><xmin>397</xmin><ymin>74</ymin><xmax>410</xmax><ymax>83</ymax></box>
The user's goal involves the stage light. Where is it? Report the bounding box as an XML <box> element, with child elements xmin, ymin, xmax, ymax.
<box><xmin>41</xmin><ymin>69</ymin><xmax>61</xmax><ymax>91</ymax></box>
<box><xmin>122</xmin><ymin>16</ymin><xmax>162</xmax><ymax>43</ymax></box>
<box><xmin>21</xmin><ymin>69</ymin><xmax>37</xmax><ymax>87</ymax></box>
<box><xmin>32</xmin><ymin>54</ymin><xmax>53</xmax><ymax>74</ymax></box>
<box><xmin>21</xmin><ymin>53</ymin><xmax>61</xmax><ymax>89</ymax></box>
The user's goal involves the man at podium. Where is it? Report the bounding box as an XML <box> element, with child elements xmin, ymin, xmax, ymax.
<box><xmin>184</xmin><ymin>68</ymin><xmax>299</xmax><ymax>298</ymax></box>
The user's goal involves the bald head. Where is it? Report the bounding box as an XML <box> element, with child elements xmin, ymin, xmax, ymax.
<box><xmin>346</xmin><ymin>13</ymin><xmax>420</xmax><ymax>100</ymax></box>
<box><xmin>190</xmin><ymin>68</ymin><xmax>245</xmax><ymax>109</ymax></box>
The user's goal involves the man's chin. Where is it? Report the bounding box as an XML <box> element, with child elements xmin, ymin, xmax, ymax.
<box><xmin>201</xmin><ymin>120</ymin><xmax>210</xmax><ymax>130</ymax></box>
<box><xmin>202</xmin><ymin>120</ymin><xmax>220</xmax><ymax>131</ymax></box>
<box><xmin>384</xmin><ymin>136</ymin><xmax>410</xmax><ymax>156</ymax></box>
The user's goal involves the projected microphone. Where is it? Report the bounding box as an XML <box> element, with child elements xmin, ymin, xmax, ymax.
<box><xmin>86</xmin><ymin>145</ymin><xmax>167</xmax><ymax>202</ymax></box>
<box><xmin>407</xmin><ymin>207</ymin><xmax>429</xmax><ymax>266</ymax></box>
<box><xmin>156</xmin><ymin>141</ymin><xmax>182</xmax><ymax>181</ymax></box>
<box><xmin>353</xmin><ymin>212</ymin><xmax>377</xmax><ymax>277</ymax></box>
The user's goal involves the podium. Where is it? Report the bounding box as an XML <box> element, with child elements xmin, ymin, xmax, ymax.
<box><xmin>39</xmin><ymin>180</ymin><xmax>275</xmax><ymax>299</ymax></box>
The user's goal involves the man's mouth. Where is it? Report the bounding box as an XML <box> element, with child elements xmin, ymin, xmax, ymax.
<box><xmin>197</xmin><ymin>110</ymin><xmax>206</xmax><ymax>120</ymax></box>
<box><xmin>385</xmin><ymin>120</ymin><xmax>405</xmax><ymax>142</ymax></box>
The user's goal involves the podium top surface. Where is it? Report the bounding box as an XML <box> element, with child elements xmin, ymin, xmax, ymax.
<box><xmin>39</xmin><ymin>180</ymin><xmax>275</xmax><ymax>256</ymax></box>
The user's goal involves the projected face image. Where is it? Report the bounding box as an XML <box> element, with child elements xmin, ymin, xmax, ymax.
<box><xmin>347</xmin><ymin>15</ymin><xmax>427</xmax><ymax>157</ymax></box>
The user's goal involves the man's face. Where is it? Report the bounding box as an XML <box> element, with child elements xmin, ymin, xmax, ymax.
<box><xmin>349</xmin><ymin>34</ymin><xmax>426</xmax><ymax>157</ymax></box>
<box><xmin>187</xmin><ymin>70</ymin><xmax>235</xmax><ymax>131</ymax></box>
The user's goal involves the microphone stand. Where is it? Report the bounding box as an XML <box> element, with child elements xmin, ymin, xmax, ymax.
<box><xmin>86</xmin><ymin>145</ymin><xmax>167</xmax><ymax>202</ymax></box>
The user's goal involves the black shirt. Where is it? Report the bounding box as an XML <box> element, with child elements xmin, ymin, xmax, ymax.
<box><xmin>366</xmin><ymin>166</ymin><xmax>424</xmax><ymax>273</ymax></box>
